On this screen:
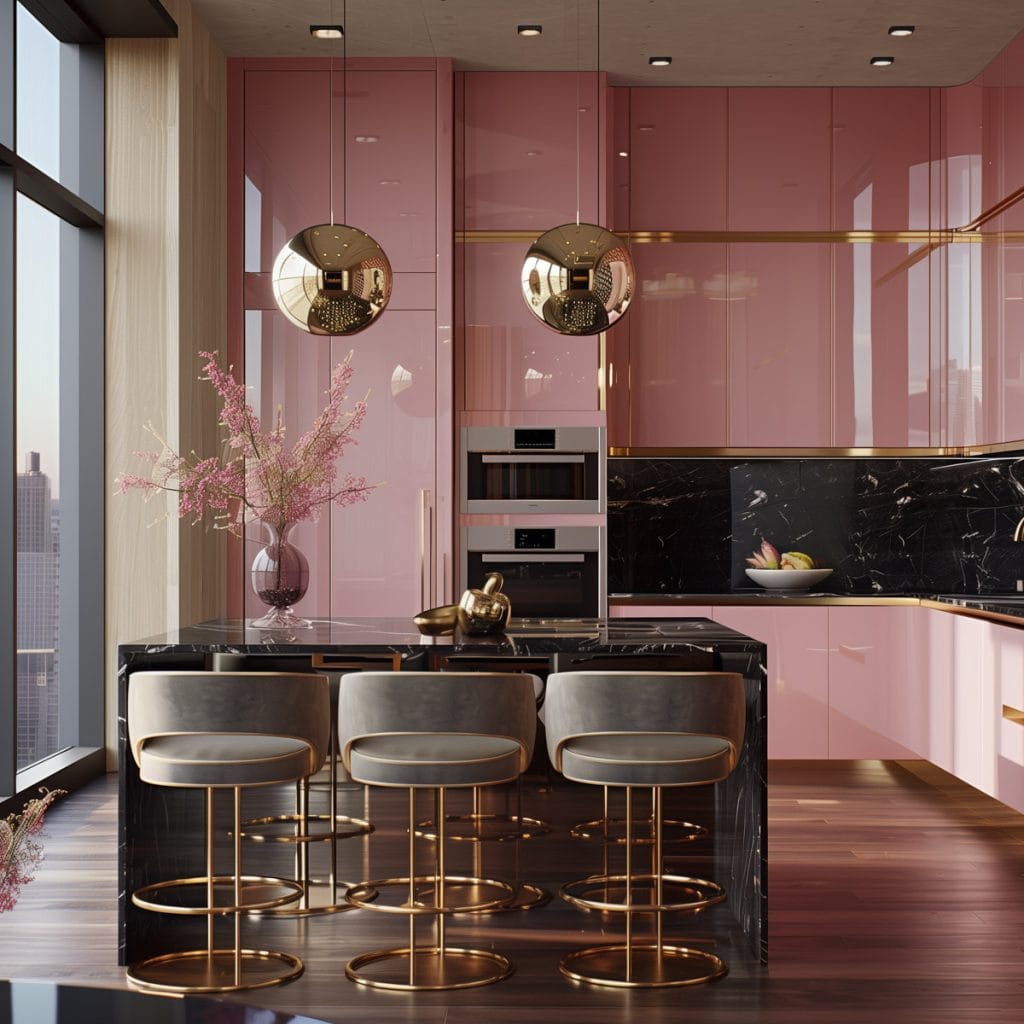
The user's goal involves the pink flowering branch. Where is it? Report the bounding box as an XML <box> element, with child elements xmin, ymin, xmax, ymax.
<box><xmin>116</xmin><ymin>352</ymin><xmax>377</xmax><ymax>535</ymax></box>
<box><xmin>1</xmin><ymin>788</ymin><xmax>64</xmax><ymax>914</ymax></box>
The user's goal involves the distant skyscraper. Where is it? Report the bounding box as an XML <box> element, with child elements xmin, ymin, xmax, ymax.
<box><xmin>16</xmin><ymin>451</ymin><xmax>59</xmax><ymax>770</ymax></box>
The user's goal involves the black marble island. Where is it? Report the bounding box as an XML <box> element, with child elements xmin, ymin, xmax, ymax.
<box><xmin>118</xmin><ymin>616</ymin><xmax>767</xmax><ymax>969</ymax></box>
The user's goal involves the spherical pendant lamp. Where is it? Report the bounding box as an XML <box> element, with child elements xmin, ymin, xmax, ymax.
<box><xmin>272</xmin><ymin>224</ymin><xmax>391</xmax><ymax>336</ymax></box>
<box><xmin>521</xmin><ymin>221</ymin><xmax>634</xmax><ymax>336</ymax></box>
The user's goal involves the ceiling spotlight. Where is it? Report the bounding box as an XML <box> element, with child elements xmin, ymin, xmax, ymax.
<box><xmin>309</xmin><ymin>24</ymin><xmax>343</xmax><ymax>39</ymax></box>
<box><xmin>888</xmin><ymin>26</ymin><xmax>915</xmax><ymax>36</ymax></box>
<box><xmin>870</xmin><ymin>55</ymin><xmax>895</xmax><ymax>66</ymax></box>
<box><xmin>517</xmin><ymin>24</ymin><xmax>542</xmax><ymax>36</ymax></box>
<box><xmin>649</xmin><ymin>56</ymin><xmax>672</xmax><ymax>66</ymax></box>
<box><xmin>618</xmin><ymin>151</ymin><xmax>628</xmax><ymax>157</ymax></box>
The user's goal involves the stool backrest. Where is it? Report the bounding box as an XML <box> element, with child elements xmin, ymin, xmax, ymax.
<box><xmin>128</xmin><ymin>671</ymin><xmax>330</xmax><ymax>775</ymax></box>
<box><xmin>544</xmin><ymin>670</ymin><xmax>745</xmax><ymax>775</ymax></box>
<box><xmin>337</xmin><ymin>671</ymin><xmax>539</xmax><ymax>773</ymax></box>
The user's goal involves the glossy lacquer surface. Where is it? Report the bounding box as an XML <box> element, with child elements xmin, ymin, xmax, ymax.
<box><xmin>463</xmin><ymin>242</ymin><xmax>600</xmax><ymax>411</ymax></box>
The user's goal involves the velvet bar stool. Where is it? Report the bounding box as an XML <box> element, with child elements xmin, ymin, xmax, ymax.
<box><xmin>126</xmin><ymin>670</ymin><xmax>330</xmax><ymax>994</ymax></box>
<box><xmin>544</xmin><ymin>670</ymin><xmax>745</xmax><ymax>988</ymax></box>
<box><xmin>338</xmin><ymin>670</ymin><xmax>540</xmax><ymax>991</ymax></box>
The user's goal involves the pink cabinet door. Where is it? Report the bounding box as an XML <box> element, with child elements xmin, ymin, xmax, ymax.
<box><xmin>328</xmin><ymin>313</ymin><xmax>439</xmax><ymax>618</ymax></box>
<box><xmin>832</xmin><ymin>242</ymin><xmax>931</xmax><ymax>447</ymax></box>
<box><xmin>990</xmin><ymin>619</ymin><xmax>1024</xmax><ymax>815</ymax></box>
<box><xmin>828</xmin><ymin>606</ymin><xmax>917</xmax><ymax>759</ymax></box>
<box><xmin>832</xmin><ymin>89</ymin><xmax>931</xmax><ymax>231</ymax></box>
<box><xmin>712</xmin><ymin>606</ymin><xmax>829</xmax><ymax>759</ymax></box>
<box><xmin>624</xmin><ymin>243</ymin><xmax>728</xmax><ymax>446</ymax></box>
<box><xmin>628</xmin><ymin>89</ymin><xmax>727</xmax><ymax>231</ymax></box>
<box><xmin>463</xmin><ymin>242</ymin><xmax>601</xmax><ymax>412</ymax></box>
<box><xmin>463</xmin><ymin>72</ymin><xmax>600</xmax><ymax>230</ymax></box>
<box><xmin>727</xmin><ymin>243</ymin><xmax>831</xmax><ymax>446</ymax></box>
<box><xmin>727</xmin><ymin>89</ymin><xmax>831</xmax><ymax>231</ymax></box>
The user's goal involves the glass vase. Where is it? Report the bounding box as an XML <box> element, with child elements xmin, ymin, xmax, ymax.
<box><xmin>250</xmin><ymin>522</ymin><xmax>312</xmax><ymax>629</ymax></box>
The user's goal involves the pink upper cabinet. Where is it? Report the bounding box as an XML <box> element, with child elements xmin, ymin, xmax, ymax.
<box><xmin>727</xmin><ymin>242</ymin><xmax>831</xmax><ymax>446</ymax></box>
<box><xmin>463</xmin><ymin>72</ymin><xmax>600</xmax><ymax>230</ymax></box>
<box><xmin>463</xmin><ymin>242</ymin><xmax>600</xmax><ymax>412</ymax></box>
<box><xmin>833</xmin><ymin>242</ymin><xmax>932</xmax><ymax>447</ymax></box>
<box><xmin>727</xmin><ymin>89</ymin><xmax>831</xmax><ymax>231</ymax></box>
<box><xmin>832</xmin><ymin>89</ymin><xmax>931</xmax><ymax>231</ymax></box>
<box><xmin>625</xmin><ymin>243</ymin><xmax>728</xmax><ymax>446</ymax></box>
<box><xmin>629</xmin><ymin>89</ymin><xmax>727</xmax><ymax>232</ymax></box>
<box><xmin>343</xmin><ymin>70</ymin><xmax>438</xmax><ymax>273</ymax></box>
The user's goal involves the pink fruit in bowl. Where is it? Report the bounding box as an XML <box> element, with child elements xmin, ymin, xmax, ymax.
<box><xmin>746</xmin><ymin>539</ymin><xmax>780</xmax><ymax>569</ymax></box>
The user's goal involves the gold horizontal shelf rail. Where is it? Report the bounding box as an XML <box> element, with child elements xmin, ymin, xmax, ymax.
<box><xmin>608</xmin><ymin>441</ymin><xmax>1024</xmax><ymax>458</ymax></box>
<box><xmin>457</xmin><ymin>229</ymin><xmax>1024</xmax><ymax>245</ymax></box>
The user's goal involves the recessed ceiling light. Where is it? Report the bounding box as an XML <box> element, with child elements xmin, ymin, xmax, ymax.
<box><xmin>870</xmin><ymin>56</ymin><xmax>895</xmax><ymax>66</ymax></box>
<box><xmin>309</xmin><ymin>24</ymin><xmax>343</xmax><ymax>39</ymax></box>
<box><xmin>378</xmin><ymin>179</ymin><xmax>401</xmax><ymax>186</ymax></box>
<box><xmin>618</xmin><ymin>151</ymin><xmax>628</xmax><ymax>157</ymax></box>
<box><xmin>888</xmin><ymin>25</ymin><xmax>915</xmax><ymax>37</ymax></box>
<box><xmin>517</xmin><ymin>24</ymin><xmax>542</xmax><ymax>37</ymax></box>
<box><xmin>649</xmin><ymin>56</ymin><xmax>672</xmax><ymax>66</ymax></box>
<box><xmin>354</xmin><ymin>135</ymin><xmax>379</xmax><ymax>143</ymax></box>
<box><xmin>637</xmin><ymin>124</ymin><xmax>655</xmax><ymax>132</ymax></box>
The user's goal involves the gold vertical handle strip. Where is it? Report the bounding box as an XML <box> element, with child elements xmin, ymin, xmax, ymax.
<box><xmin>1002</xmin><ymin>704</ymin><xmax>1024</xmax><ymax>725</ymax></box>
<box><xmin>419</xmin><ymin>489</ymin><xmax>427</xmax><ymax>611</ymax></box>
<box><xmin>426</xmin><ymin>489</ymin><xmax>434</xmax><ymax>609</ymax></box>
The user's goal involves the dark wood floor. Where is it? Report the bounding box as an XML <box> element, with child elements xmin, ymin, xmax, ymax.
<box><xmin>3</xmin><ymin>761</ymin><xmax>1024</xmax><ymax>1022</ymax></box>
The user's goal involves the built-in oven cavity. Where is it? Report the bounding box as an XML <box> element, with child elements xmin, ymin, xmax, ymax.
<box><xmin>461</xmin><ymin>426</ymin><xmax>605</xmax><ymax>514</ymax></box>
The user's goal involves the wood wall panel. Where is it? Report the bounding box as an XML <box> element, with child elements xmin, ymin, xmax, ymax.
<box><xmin>104</xmin><ymin>0</ymin><xmax>228</xmax><ymax>766</ymax></box>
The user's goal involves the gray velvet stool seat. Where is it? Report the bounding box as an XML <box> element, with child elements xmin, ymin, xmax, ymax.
<box><xmin>338</xmin><ymin>670</ymin><xmax>539</xmax><ymax>991</ymax></box>
<box><xmin>544</xmin><ymin>670</ymin><xmax>745</xmax><ymax>988</ymax></box>
<box><xmin>126</xmin><ymin>671</ymin><xmax>330</xmax><ymax>994</ymax></box>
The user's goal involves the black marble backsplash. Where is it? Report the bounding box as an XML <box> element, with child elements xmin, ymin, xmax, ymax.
<box><xmin>608</xmin><ymin>457</ymin><xmax>1024</xmax><ymax>595</ymax></box>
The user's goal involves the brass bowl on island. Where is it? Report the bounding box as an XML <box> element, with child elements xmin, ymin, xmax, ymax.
<box><xmin>413</xmin><ymin>604</ymin><xmax>459</xmax><ymax>636</ymax></box>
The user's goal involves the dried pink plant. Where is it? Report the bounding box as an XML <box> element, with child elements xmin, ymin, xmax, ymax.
<box><xmin>0</xmin><ymin>788</ymin><xmax>64</xmax><ymax>913</ymax></box>
<box><xmin>117</xmin><ymin>352</ymin><xmax>375</xmax><ymax>535</ymax></box>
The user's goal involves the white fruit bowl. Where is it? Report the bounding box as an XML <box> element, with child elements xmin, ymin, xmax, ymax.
<box><xmin>745</xmin><ymin>567</ymin><xmax>834</xmax><ymax>590</ymax></box>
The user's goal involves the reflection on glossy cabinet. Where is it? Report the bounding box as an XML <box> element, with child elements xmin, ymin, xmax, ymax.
<box><xmin>833</xmin><ymin>243</ymin><xmax>931</xmax><ymax>447</ymax></box>
<box><xmin>625</xmin><ymin>244</ymin><xmax>728</xmax><ymax>446</ymax></box>
<box><xmin>711</xmin><ymin>606</ymin><xmax>829</xmax><ymax>759</ymax></box>
<box><xmin>727</xmin><ymin>89</ymin><xmax>830</xmax><ymax>231</ymax></box>
<box><xmin>463</xmin><ymin>243</ymin><xmax>599</xmax><ymax>412</ymax></box>
<box><xmin>727</xmin><ymin>243</ymin><xmax>831</xmax><ymax>446</ymax></box>
<box><xmin>628</xmin><ymin>89</ymin><xmax>727</xmax><ymax>231</ymax></box>
<box><xmin>463</xmin><ymin>72</ymin><xmax>599</xmax><ymax>231</ymax></box>
<box><xmin>828</xmin><ymin>606</ymin><xmax>917</xmax><ymax>759</ymax></box>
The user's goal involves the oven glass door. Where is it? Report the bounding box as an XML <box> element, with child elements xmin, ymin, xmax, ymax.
<box><xmin>465</xmin><ymin>550</ymin><xmax>600</xmax><ymax>618</ymax></box>
<box><xmin>465</xmin><ymin>452</ymin><xmax>598</xmax><ymax>504</ymax></box>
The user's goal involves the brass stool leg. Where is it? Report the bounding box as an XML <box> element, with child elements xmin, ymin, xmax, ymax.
<box><xmin>344</xmin><ymin>784</ymin><xmax>516</xmax><ymax>991</ymax></box>
<box><xmin>571</xmin><ymin>784</ymin><xmax>708</xmax><ymax>845</ymax></box>
<box><xmin>127</xmin><ymin>786</ymin><xmax>305</xmax><ymax>994</ymax></box>
<box><xmin>558</xmin><ymin>783</ymin><xmax>729</xmax><ymax>989</ymax></box>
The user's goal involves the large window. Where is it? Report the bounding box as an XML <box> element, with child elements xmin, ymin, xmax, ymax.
<box><xmin>1</xmin><ymin>1</ymin><xmax>105</xmax><ymax>808</ymax></box>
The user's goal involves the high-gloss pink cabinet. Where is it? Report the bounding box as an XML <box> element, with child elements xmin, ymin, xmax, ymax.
<box><xmin>727</xmin><ymin>243</ymin><xmax>832</xmax><ymax>447</ymax></box>
<box><xmin>711</xmin><ymin>606</ymin><xmax>830</xmax><ymax>759</ymax></box>
<box><xmin>727</xmin><ymin>89</ymin><xmax>831</xmax><ymax>231</ymax></box>
<box><xmin>827</xmin><ymin>606</ymin><xmax>918</xmax><ymax>760</ymax></box>
<box><xmin>463</xmin><ymin>242</ymin><xmax>600</xmax><ymax>412</ymax></box>
<box><xmin>462</xmin><ymin>72</ymin><xmax>600</xmax><ymax>230</ymax></box>
<box><xmin>628</xmin><ymin>89</ymin><xmax>727</xmax><ymax>231</ymax></box>
<box><xmin>623</xmin><ymin>243</ymin><xmax>728</xmax><ymax>446</ymax></box>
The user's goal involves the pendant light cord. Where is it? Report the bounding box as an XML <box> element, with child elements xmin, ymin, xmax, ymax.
<box><xmin>328</xmin><ymin>0</ymin><xmax>335</xmax><ymax>225</ymax></box>
<box><xmin>575</xmin><ymin>0</ymin><xmax>581</xmax><ymax>226</ymax></box>
<box><xmin>342</xmin><ymin>0</ymin><xmax>347</xmax><ymax>228</ymax></box>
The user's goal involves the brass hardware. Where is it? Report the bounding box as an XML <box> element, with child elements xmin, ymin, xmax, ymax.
<box><xmin>957</xmin><ymin>183</ymin><xmax>1024</xmax><ymax>233</ymax></box>
<box><xmin>1014</xmin><ymin>517</ymin><xmax>1024</xmax><ymax>542</ymax></box>
<box><xmin>1002</xmin><ymin>704</ymin><xmax>1024</xmax><ymax>725</ymax></box>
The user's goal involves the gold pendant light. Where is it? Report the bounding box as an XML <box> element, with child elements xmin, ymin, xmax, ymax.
<box><xmin>520</xmin><ymin>0</ymin><xmax>633</xmax><ymax>336</ymax></box>
<box><xmin>272</xmin><ymin>0</ymin><xmax>392</xmax><ymax>336</ymax></box>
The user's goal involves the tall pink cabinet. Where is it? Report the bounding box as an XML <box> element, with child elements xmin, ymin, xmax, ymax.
<box><xmin>230</xmin><ymin>59</ymin><xmax>454</xmax><ymax>620</ymax></box>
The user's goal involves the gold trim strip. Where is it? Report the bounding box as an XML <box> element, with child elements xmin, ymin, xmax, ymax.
<box><xmin>608</xmin><ymin>446</ymin><xmax>978</xmax><ymax>458</ymax></box>
<box><xmin>958</xmin><ymin>184</ymin><xmax>1024</xmax><ymax>233</ymax></box>
<box><xmin>1003</xmin><ymin>704</ymin><xmax>1024</xmax><ymax>726</ymax></box>
<box><xmin>455</xmin><ymin>229</ymin><xmax>1024</xmax><ymax>245</ymax></box>
<box><xmin>456</xmin><ymin>230</ymin><xmax>541</xmax><ymax>243</ymax></box>
<box><xmin>610</xmin><ymin>595</ymin><xmax>921</xmax><ymax>607</ymax></box>
<box><xmin>597</xmin><ymin>330</ymin><xmax>607</xmax><ymax>413</ymax></box>
<box><xmin>921</xmin><ymin>599</ymin><xmax>1024</xmax><ymax>630</ymax></box>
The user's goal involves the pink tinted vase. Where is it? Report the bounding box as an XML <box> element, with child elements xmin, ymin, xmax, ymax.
<box><xmin>250</xmin><ymin>522</ymin><xmax>311</xmax><ymax>629</ymax></box>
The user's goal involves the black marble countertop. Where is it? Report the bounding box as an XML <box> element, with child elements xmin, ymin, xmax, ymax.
<box><xmin>119</xmin><ymin>615</ymin><xmax>763</xmax><ymax>657</ymax></box>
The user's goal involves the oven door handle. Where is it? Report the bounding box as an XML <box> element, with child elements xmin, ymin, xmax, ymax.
<box><xmin>480</xmin><ymin>553</ymin><xmax>587</xmax><ymax>563</ymax></box>
<box><xmin>479</xmin><ymin>453</ymin><xmax>586</xmax><ymax>464</ymax></box>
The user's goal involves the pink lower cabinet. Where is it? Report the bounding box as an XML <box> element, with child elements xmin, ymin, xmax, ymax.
<box><xmin>827</xmin><ymin>606</ymin><xmax>918</xmax><ymax>759</ymax></box>
<box><xmin>711</xmin><ymin>606</ymin><xmax>829</xmax><ymax>759</ymax></box>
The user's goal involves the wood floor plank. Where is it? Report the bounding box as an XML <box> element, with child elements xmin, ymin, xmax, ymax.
<box><xmin>2</xmin><ymin>761</ymin><xmax>1024</xmax><ymax>1021</ymax></box>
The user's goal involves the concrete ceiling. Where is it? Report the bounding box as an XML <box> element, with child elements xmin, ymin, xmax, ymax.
<box><xmin>188</xmin><ymin>0</ymin><xmax>1024</xmax><ymax>86</ymax></box>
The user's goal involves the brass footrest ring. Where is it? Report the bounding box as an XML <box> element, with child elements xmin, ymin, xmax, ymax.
<box><xmin>560</xmin><ymin>873</ymin><xmax>725</xmax><ymax>915</ymax></box>
<box><xmin>346</xmin><ymin>874</ymin><xmax>515</xmax><ymax>914</ymax></box>
<box><xmin>415</xmin><ymin>813</ymin><xmax>551</xmax><ymax>843</ymax></box>
<box><xmin>570</xmin><ymin>817</ymin><xmax>707</xmax><ymax>844</ymax></box>
<box><xmin>131</xmin><ymin>874</ymin><xmax>303</xmax><ymax>915</ymax></box>
<box><xmin>240</xmin><ymin>812</ymin><xmax>373</xmax><ymax>844</ymax></box>
<box><xmin>127</xmin><ymin>947</ymin><xmax>303</xmax><ymax>994</ymax></box>
<box><xmin>250</xmin><ymin>879</ymin><xmax>376</xmax><ymax>918</ymax></box>
<box><xmin>346</xmin><ymin>946</ymin><xmax>513</xmax><ymax>991</ymax></box>
<box><xmin>468</xmin><ymin>881</ymin><xmax>551</xmax><ymax>913</ymax></box>
<box><xmin>559</xmin><ymin>943</ymin><xmax>727</xmax><ymax>988</ymax></box>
